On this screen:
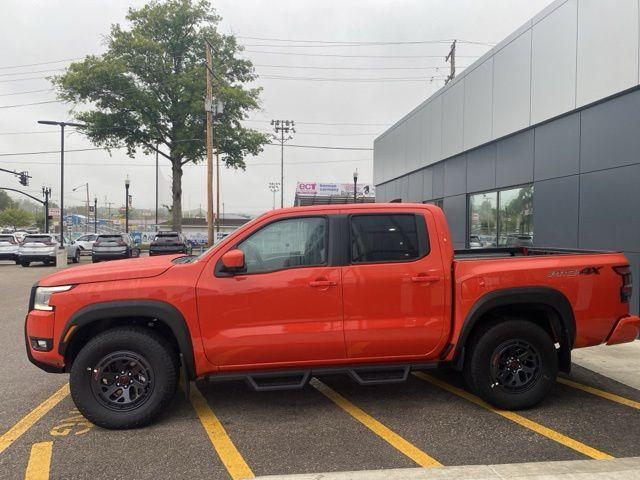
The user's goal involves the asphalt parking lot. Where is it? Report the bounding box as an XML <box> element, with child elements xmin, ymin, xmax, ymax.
<box><xmin>1</xmin><ymin>259</ymin><xmax>640</xmax><ymax>480</ymax></box>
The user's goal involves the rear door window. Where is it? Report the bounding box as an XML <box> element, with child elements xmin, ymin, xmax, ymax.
<box><xmin>350</xmin><ymin>214</ymin><xmax>423</xmax><ymax>263</ymax></box>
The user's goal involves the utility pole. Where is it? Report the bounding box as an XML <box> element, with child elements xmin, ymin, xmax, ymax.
<box><xmin>205</xmin><ymin>40</ymin><xmax>215</xmax><ymax>245</ymax></box>
<box><xmin>94</xmin><ymin>196</ymin><xmax>98</xmax><ymax>233</ymax></box>
<box><xmin>271</xmin><ymin>120</ymin><xmax>295</xmax><ymax>208</ymax></box>
<box><xmin>445</xmin><ymin>39</ymin><xmax>456</xmax><ymax>85</ymax></box>
<box><xmin>155</xmin><ymin>143</ymin><xmax>159</xmax><ymax>232</ymax></box>
<box><xmin>268</xmin><ymin>182</ymin><xmax>280</xmax><ymax>210</ymax></box>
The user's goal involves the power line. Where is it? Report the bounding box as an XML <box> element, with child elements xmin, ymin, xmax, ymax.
<box><xmin>3</xmin><ymin>158</ymin><xmax>372</xmax><ymax>167</ymax></box>
<box><xmin>0</xmin><ymin>75</ymin><xmax>50</xmax><ymax>83</ymax></box>
<box><xmin>0</xmin><ymin>88</ymin><xmax>55</xmax><ymax>97</ymax></box>
<box><xmin>237</xmin><ymin>36</ymin><xmax>495</xmax><ymax>46</ymax></box>
<box><xmin>244</xmin><ymin>49</ymin><xmax>481</xmax><ymax>59</ymax></box>
<box><xmin>254</xmin><ymin>63</ymin><xmax>464</xmax><ymax>71</ymax></box>
<box><xmin>259</xmin><ymin>74</ymin><xmax>447</xmax><ymax>82</ymax></box>
<box><xmin>0</xmin><ymin>100</ymin><xmax>63</xmax><ymax>109</ymax></box>
<box><xmin>0</xmin><ymin>68</ymin><xmax>65</xmax><ymax>77</ymax></box>
<box><xmin>0</xmin><ymin>57</ymin><xmax>84</xmax><ymax>71</ymax></box>
<box><xmin>245</xmin><ymin>119</ymin><xmax>389</xmax><ymax>126</ymax></box>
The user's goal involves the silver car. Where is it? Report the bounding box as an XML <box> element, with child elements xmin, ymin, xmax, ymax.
<box><xmin>18</xmin><ymin>234</ymin><xmax>81</xmax><ymax>267</ymax></box>
<box><xmin>72</xmin><ymin>233</ymin><xmax>98</xmax><ymax>256</ymax></box>
<box><xmin>0</xmin><ymin>234</ymin><xmax>19</xmax><ymax>264</ymax></box>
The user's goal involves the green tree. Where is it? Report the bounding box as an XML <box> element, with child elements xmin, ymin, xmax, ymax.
<box><xmin>0</xmin><ymin>190</ymin><xmax>15</xmax><ymax>211</ymax></box>
<box><xmin>0</xmin><ymin>208</ymin><xmax>34</xmax><ymax>230</ymax></box>
<box><xmin>53</xmin><ymin>0</ymin><xmax>268</xmax><ymax>231</ymax></box>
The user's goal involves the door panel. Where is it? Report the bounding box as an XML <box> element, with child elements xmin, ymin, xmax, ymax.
<box><xmin>196</xmin><ymin>215</ymin><xmax>345</xmax><ymax>368</ymax></box>
<box><xmin>342</xmin><ymin>211</ymin><xmax>447</xmax><ymax>359</ymax></box>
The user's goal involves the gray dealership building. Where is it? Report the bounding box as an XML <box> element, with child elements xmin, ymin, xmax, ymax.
<box><xmin>374</xmin><ymin>0</ymin><xmax>640</xmax><ymax>313</ymax></box>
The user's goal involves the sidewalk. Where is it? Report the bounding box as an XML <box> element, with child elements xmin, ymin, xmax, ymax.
<box><xmin>572</xmin><ymin>340</ymin><xmax>640</xmax><ymax>390</ymax></box>
<box><xmin>253</xmin><ymin>457</ymin><xmax>640</xmax><ymax>479</ymax></box>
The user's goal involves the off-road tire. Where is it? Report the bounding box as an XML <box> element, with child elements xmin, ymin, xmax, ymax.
<box><xmin>70</xmin><ymin>326</ymin><xmax>178</xmax><ymax>429</ymax></box>
<box><xmin>464</xmin><ymin>318</ymin><xmax>557</xmax><ymax>410</ymax></box>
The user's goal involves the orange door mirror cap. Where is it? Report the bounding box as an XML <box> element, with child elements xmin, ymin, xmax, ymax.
<box><xmin>221</xmin><ymin>249</ymin><xmax>245</xmax><ymax>270</ymax></box>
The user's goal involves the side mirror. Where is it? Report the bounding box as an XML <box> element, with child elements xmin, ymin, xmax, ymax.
<box><xmin>221</xmin><ymin>249</ymin><xmax>244</xmax><ymax>271</ymax></box>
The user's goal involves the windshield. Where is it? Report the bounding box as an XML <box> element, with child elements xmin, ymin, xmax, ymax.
<box><xmin>98</xmin><ymin>235</ymin><xmax>123</xmax><ymax>241</ymax></box>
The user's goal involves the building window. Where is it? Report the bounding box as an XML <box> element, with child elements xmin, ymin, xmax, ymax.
<box><xmin>468</xmin><ymin>185</ymin><xmax>533</xmax><ymax>248</ymax></box>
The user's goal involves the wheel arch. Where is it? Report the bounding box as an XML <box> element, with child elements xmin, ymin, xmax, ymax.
<box><xmin>59</xmin><ymin>300</ymin><xmax>196</xmax><ymax>379</ymax></box>
<box><xmin>453</xmin><ymin>287</ymin><xmax>575</xmax><ymax>372</ymax></box>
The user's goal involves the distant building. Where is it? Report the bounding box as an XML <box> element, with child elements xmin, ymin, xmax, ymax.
<box><xmin>294</xmin><ymin>181</ymin><xmax>376</xmax><ymax>206</ymax></box>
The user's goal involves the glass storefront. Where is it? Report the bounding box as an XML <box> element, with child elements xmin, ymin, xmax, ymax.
<box><xmin>468</xmin><ymin>185</ymin><xmax>533</xmax><ymax>248</ymax></box>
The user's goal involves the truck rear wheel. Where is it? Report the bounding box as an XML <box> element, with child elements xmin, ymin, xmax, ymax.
<box><xmin>70</xmin><ymin>326</ymin><xmax>178</xmax><ymax>429</ymax></box>
<box><xmin>464</xmin><ymin>319</ymin><xmax>557</xmax><ymax>410</ymax></box>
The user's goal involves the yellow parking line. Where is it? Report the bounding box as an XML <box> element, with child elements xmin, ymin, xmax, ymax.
<box><xmin>310</xmin><ymin>378</ymin><xmax>442</xmax><ymax>468</ymax></box>
<box><xmin>189</xmin><ymin>384</ymin><xmax>254</xmax><ymax>480</ymax></box>
<box><xmin>558</xmin><ymin>377</ymin><xmax>640</xmax><ymax>410</ymax></box>
<box><xmin>0</xmin><ymin>383</ymin><xmax>69</xmax><ymax>455</ymax></box>
<box><xmin>24</xmin><ymin>441</ymin><xmax>53</xmax><ymax>480</ymax></box>
<box><xmin>413</xmin><ymin>372</ymin><xmax>613</xmax><ymax>460</ymax></box>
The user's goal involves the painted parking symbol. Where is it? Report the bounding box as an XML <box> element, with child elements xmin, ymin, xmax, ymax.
<box><xmin>50</xmin><ymin>409</ymin><xmax>93</xmax><ymax>437</ymax></box>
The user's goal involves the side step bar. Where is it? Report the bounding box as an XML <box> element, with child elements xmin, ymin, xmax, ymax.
<box><xmin>205</xmin><ymin>363</ymin><xmax>435</xmax><ymax>392</ymax></box>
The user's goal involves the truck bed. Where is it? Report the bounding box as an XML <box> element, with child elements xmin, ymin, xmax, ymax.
<box><xmin>453</xmin><ymin>247</ymin><xmax>614</xmax><ymax>260</ymax></box>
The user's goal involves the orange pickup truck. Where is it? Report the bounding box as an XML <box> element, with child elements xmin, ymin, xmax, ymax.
<box><xmin>25</xmin><ymin>204</ymin><xmax>639</xmax><ymax>429</ymax></box>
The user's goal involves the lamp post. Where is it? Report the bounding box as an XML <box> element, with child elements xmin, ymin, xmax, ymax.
<box><xmin>72</xmin><ymin>182</ymin><xmax>90</xmax><ymax>233</ymax></box>
<box><xmin>353</xmin><ymin>169</ymin><xmax>359</xmax><ymax>203</ymax></box>
<box><xmin>124</xmin><ymin>175</ymin><xmax>130</xmax><ymax>233</ymax></box>
<box><xmin>268</xmin><ymin>182</ymin><xmax>280</xmax><ymax>210</ymax></box>
<box><xmin>37</xmin><ymin>120</ymin><xmax>85</xmax><ymax>246</ymax></box>
<box><xmin>94</xmin><ymin>196</ymin><xmax>98</xmax><ymax>233</ymax></box>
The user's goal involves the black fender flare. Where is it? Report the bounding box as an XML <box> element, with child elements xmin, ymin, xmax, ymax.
<box><xmin>453</xmin><ymin>287</ymin><xmax>575</xmax><ymax>370</ymax></box>
<box><xmin>59</xmin><ymin>300</ymin><xmax>196</xmax><ymax>379</ymax></box>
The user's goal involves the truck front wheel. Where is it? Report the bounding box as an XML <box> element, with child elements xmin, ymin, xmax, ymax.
<box><xmin>70</xmin><ymin>326</ymin><xmax>178</xmax><ymax>429</ymax></box>
<box><xmin>464</xmin><ymin>319</ymin><xmax>558</xmax><ymax>410</ymax></box>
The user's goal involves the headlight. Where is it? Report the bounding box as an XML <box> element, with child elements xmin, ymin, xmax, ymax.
<box><xmin>33</xmin><ymin>285</ymin><xmax>73</xmax><ymax>311</ymax></box>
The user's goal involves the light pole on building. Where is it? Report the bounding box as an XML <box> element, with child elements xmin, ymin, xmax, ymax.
<box><xmin>37</xmin><ymin>120</ymin><xmax>85</xmax><ymax>246</ymax></box>
<box><xmin>124</xmin><ymin>175</ymin><xmax>130</xmax><ymax>233</ymax></box>
<box><xmin>353</xmin><ymin>169</ymin><xmax>359</xmax><ymax>203</ymax></box>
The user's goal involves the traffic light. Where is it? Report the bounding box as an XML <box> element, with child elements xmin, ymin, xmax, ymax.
<box><xmin>19</xmin><ymin>172</ymin><xmax>29</xmax><ymax>186</ymax></box>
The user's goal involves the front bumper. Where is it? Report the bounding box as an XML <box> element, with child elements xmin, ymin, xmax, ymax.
<box><xmin>24</xmin><ymin>309</ymin><xmax>65</xmax><ymax>373</ymax></box>
<box><xmin>606</xmin><ymin>315</ymin><xmax>640</xmax><ymax>345</ymax></box>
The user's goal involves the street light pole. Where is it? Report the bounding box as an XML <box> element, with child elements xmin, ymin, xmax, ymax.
<box><xmin>271</xmin><ymin>120</ymin><xmax>295</xmax><ymax>208</ymax></box>
<box><xmin>124</xmin><ymin>175</ymin><xmax>130</xmax><ymax>233</ymax></box>
<box><xmin>155</xmin><ymin>144</ymin><xmax>159</xmax><ymax>232</ymax></box>
<box><xmin>94</xmin><ymin>196</ymin><xmax>98</xmax><ymax>233</ymax></box>
<box><xmin>353</xmin><ymin>169</ymin><xmax>359</xmax><ymax>203</ymax></box>
<box><xmin>37</xmin><ymin>120</ymin><xmax>84</xmax><ymax>246</ymax></box>
<box><xmin>268</xmin><ymin>182</ymin><xmax>280</xmax><ymax>210</ymax></box>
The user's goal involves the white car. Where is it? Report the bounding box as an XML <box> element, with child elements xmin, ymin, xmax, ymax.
<box><xmin>18</xmin><ymin>234</ymin><xmax>81</xmax><ymax>266</ymax></box>
<box><xmin>0</xmin><ymin>233</ymin><xmax>19</xmax><ymax>264</ymax></box>
<box><xmin>72</xmin><ymin>233</ymin><xmax>98</xmax><ymax>256</ymax></box>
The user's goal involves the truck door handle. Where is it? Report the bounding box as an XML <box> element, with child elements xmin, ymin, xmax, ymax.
<box><xmin>309</xmin><ymin>279</ymin><xmax>337</xmax><ymax>288</ymax></box>
<box><xmin>411</xmin><ymin>275</ymin><xmax>440</xmax><ymax>284</ymax></box>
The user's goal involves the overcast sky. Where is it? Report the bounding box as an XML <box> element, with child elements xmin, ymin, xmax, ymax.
<box><xmin>0</xmin><ymin>0</ymin><xmax>554</xmax><ymax>216</ymax></box>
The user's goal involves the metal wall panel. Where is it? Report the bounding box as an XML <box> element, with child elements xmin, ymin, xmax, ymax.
<box><xmin>407</xmin><ymin>171</ymin><xmax>423</xmax><ymax>202</ymax></box>
<box><xmin>466</xmin><ymin>144</ymin><xmax>497</xmax><ymax>193</ymax></box>
<box><xmin>404</xmin><ymin>111</ymin><xmax>423</xmax><ymax>174</ymax></box>
<box><xmin>373</xmin><ymin>137</ymin><xmax>384</xmax><ymax>186</ymax></box>
<box><xmin>428</xmin><ymin>96</ymin><xmax>443</xmax><ymax>164</ymax></box>
<box><xmin>531</xmin><ymin>0</ymin><xmax>577</xmax><ymax>123</ymax></box>
<box><xmin>432</xmin><ymin>162</ymin><xmax>445</xmax><ymax>199</ymax></box>
<box><xmin>580</xmin><ymin>89</ymin><xmax>640</xmax><ymax>173</ymax></box>
<box><xmin>419</xmin><ymin>104</ymin><xmax>431</xmax><ymax>168</ymax></box>
<box><xmin>444</xmin><ymin>154</ymin><xmax>467</xmax><ymax>197</ymax></box>
<box><xmin>385</xmin><ymin>178</ymin><xmax>400</xmax><ymax>202</ymax></box>
<box><xmin>534</xmin><ymin>113</ymin><xmax>580</xmax><ymax>181</ymax></box>
<box><xmin>533</xmin><ymin>175</ymin><xmax>579</xmax><ymax>248</ymax></box>
<box><xmin>422</xmin><ymin>168</ymin><xmax>433</xmax><ymax>201</ymax></box>
<box><xmin>389</xmin><ymin>125</ymin><xmax>407</xmax><ymax>182</ymax></box>
<box><xmin>399</xmin><ymin>175</ymin><xmax>409</xmax><ymax>202</ymax></box>
<box><xmin>576</xmin><ymin>0</ymin><xmax>639</xmax><ymax>107</ymax></box>
<box><xmin>624</xmin><ymin>252</ymin><xmax>640</xmax><ymax>314</ymax></box>
<box><xmin>496</xmin><ymin>130</ymin><xmax>535</xmax><ymax>188</ymax></box>
<box><xmin>463</xmin><ymin>59</ymin><xmax>494</xmax><ymax>150</ymax></box>
<box><xmin>443</xmin><ymin>194</ymin><xmax>467</xmax><ymax>248</ymax></box>
<box><xmin>442</xmin><ymin>80</ymin><xmax>465</xmax><ymax>158</ymax></box>
<box><xmin>375</xmin><ymin>183</ymin><xmax>386</xmax><ymax>202</ymax></box>
<box><xmin>492</xmin><ymin>30</ymin><xmax>532</xmax><ymax>138</ymax></box>
<box><xmin>579</xmin><ymin>163</ymin><xmax>640</xmax><ymax>252</ymax></box>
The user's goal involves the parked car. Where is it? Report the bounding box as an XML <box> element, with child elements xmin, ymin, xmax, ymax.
<box><xmin>149</xmin><ymin>231</ymin><xmax>192</xmax><ymax>256</ymax></box>
<box><xmin>18</xmin><ymin>234</ymin><xmax>80</xmax><ymax>266</ymax></box>
<box><xmin>72</xmin><ymin>233</ymin><xmax>98</xmax><ymax>256</ymax></box>
<box><xmin>504</xmin><ymin>234</ymin><xmax>534</xmax><ymax>247</ymax></box>
<box><xmin>25</xmin><ymin>204</ymin><xmax>639</xmax><ymax>429</ymax></box>
<box><xmin>92</xmin><ymin>233</ymin><xmax>140</xmax><ymax>262</ymax></box>
<box><xmin>0</xmin><ymin>233</ymin><xmax>20</xmax><ymax>263</ymax></box>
